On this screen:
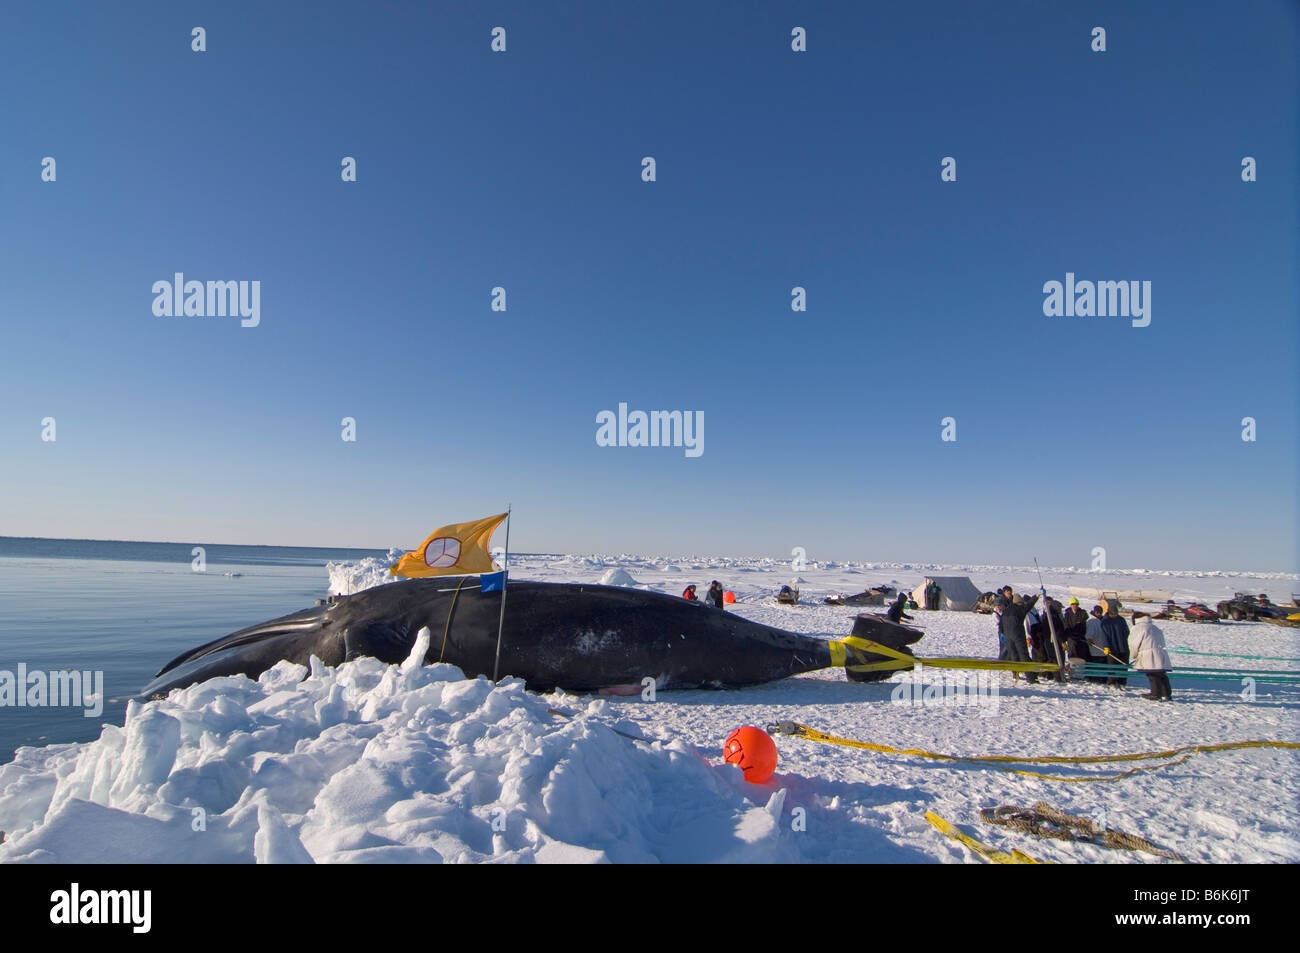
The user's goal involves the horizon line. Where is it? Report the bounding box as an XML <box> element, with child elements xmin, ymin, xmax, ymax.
<box><xmin>0</xmin><ymin>535</ymin><xmax>1295</xmax><ymax>578</ymax></box>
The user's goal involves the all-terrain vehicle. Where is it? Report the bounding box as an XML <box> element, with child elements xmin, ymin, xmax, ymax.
<box><xmin>1217</xmin><ymin>592</ymin><xmax>1290</xmax><ymax>622</ymax></box>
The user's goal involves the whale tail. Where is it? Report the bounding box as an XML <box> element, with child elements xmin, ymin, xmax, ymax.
<box><xmin>841</xmin><ymin>613</ymin><xmax>923</xmax><ymax>683</ymax></box>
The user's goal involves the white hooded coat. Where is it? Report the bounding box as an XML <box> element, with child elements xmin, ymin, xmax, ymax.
<box><xmin>1129</xmin><ymin>617</ymin><xmax>1172</xmax><ymax>671</ymax></box>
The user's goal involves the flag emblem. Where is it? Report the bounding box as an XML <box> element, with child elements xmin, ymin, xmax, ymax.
<box><xmin>424</xmin><ymin>537</ymin><xmax>462</xmax><ymax>568</ymax></box>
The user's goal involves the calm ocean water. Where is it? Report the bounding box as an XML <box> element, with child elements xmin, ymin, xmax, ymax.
<box><xmin>0</xmin><ymin>537</ymin><xmax>389</xmax><ymax>763</ymax></box>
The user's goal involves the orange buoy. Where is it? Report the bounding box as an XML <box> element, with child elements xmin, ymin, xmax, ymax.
<box><xmin>723</xmin><ymin>590</ymin><xmax>736</xmax><ymax>604</ymax></box>
<box><xmin>723</xmin><ymin>725</ymin><xmax>778</xmax><ymax>783</ymax></box>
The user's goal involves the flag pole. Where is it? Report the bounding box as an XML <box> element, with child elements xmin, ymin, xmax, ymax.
<box><xmin>492</xmin><ymin>505</ymin><xmax>511</xmax><ymax>681</ymax></box>
<box><xmin>1035</xmin><ymin>557</ymin><xmax>1066</xmax><ymax>682</ymax></box>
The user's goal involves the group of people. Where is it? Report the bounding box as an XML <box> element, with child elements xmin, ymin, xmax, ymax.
<box><xmin>682</xmin><ymin>581</ymin><xmax>726</xmax><ymax>609</ymax></box>
<box><xmin>993</xmin><ymin>585</ymin><xmax>1173</xmax><ymax>700</ymax></box>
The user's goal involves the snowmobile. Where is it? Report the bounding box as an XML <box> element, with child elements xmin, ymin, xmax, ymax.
<box><xmin>824</xmin><ymin>589</ymin><xmax>885</xmax><ymax>606</ymax></box>
<box><xmin>1182</xmin><ymin>603</ymin><xmax>1220</xmax><ymax>623</ymax></box>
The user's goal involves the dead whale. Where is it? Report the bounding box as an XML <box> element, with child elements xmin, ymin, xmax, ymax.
<box><xmin>140</xmin><ymin>579</ymin><xmax>922</xmax><ymax>697</ymax></box>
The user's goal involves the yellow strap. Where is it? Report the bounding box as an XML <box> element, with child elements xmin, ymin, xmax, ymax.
<box><xmin>832</xmin><ymin>638</ymin><xmax>1060</xmax><ymax>674</ymax></box>
<box><xmin>925</xmin><ymin>811</ymin><xmax>1042</xmax><ymax>863</ymax></box>
<box><xmin>839</xmin><ymin>635</ymin><xmax>880</xmax><ymax>653</ymax></box>
<box><xmin>844</xmin><ymin>658</ymin><xmax>913</xmax><ymax>672</ymax></box>
<box><xmin>783</xmin><ymin>723</ymin><xmax>1300</xmax><ymax>783</ymax></box>
<box><xmin>845</xmin><ymin>657</ymin><xmax>1059</xmax><ymax>674</ymax></box>
<box><xmin>852</xmin><ymin>638</ymin><xmax>910</xmax><ymax>660</ymax></box>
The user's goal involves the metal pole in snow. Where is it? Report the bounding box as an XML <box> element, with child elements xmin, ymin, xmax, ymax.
<box><xmin>492</xmin><ymin>506</ymin><xmax>511</xmax><ymax>682</ymax></box>
<box><xmin>1035</xmin><ymin>557</ymin><xmax>1066</xmax><ymax>681</ymax></box>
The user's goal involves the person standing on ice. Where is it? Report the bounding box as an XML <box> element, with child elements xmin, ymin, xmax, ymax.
<box><xmin>998</xmin><ymin>591</ymin><xmax>1038</xmax><ymax>684</ymax></box>
<box><xmin>1024</xmin><ymin>601</ymin><xmax>1043</xmax><ymax>658</ymax></box>
<box><xmin>1083</xmin><ymin>605</ymin><xmax>1109</xmax><ymax>683</ymax></box>
<box><xmin>1063</xmin><ymin>597</ymin><xmax>1090</xmax><ymax>658</ymax></box>
<box><xmin>1024</xmin><ymin>598</ymin><xmax>1062</xmax><ymax>679</ymax></box>
<box><xmin>994</xmin><ymin>597</ymin><xmax>1006</xmax><ymax>660</ymax></box>
<box><xmin>1129</xmin><ymin>611</ymin><xmax>1172</xmax><ymax>701</ymax></box>
<box><xmin>1033</xmin><ymin>597</ymin><xmax>1067</xmax><ymax>682</ymax></box>
<box><xmin>706</xmin><ymin>581</ymin><xmax>726</xmax><ymax>609</ymax></box>
<box><xmin>1099</xmin><ymin>603</ymin><xmax>1131</xmax><ymax>687</ymax></box>
<box><xmin>993</xmin><ymin>592</ymin><xmax>1019</xmax><ymax>680</ymax></box>
<box><xmin>682</xmin><ymin>584</ymin><xmax>699</xmax><ymax>601</ymax></box>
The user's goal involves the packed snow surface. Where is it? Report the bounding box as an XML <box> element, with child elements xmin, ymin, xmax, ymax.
<box><xmin>597</xmin><ymin>567</ymin><xmax>639</xmax><ymax>587</ymax></box>
<box><xmin>2</xmin><ymin>554</ymin><xmax>1296</xmax><ymax>863</ymax></box>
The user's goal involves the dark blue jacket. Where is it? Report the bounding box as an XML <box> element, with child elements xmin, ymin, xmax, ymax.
<box><xmin>1099</xmin><ymin>615</ymin><xmax>1130</xmax><ymax>655</ymax></box>
<box><xmin>998</xmin><ymin>595</ymin><xmax>1037</xmax><ymax>641</ymax></box>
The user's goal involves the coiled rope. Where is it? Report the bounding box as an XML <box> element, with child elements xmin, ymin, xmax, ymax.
<box><xmin>979</xmin><ymin>802</ymin><xmax>1188</xmax><ymax>862</ymax></box>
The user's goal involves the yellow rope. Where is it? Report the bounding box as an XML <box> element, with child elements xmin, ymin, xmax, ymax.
<box><xmin>772</xmin><ymin>722</ymin><xmax>1300</xmax><ymax>783</ymax></box>
<box><xmin>830</xmin><ymin>636</ymin><xmax>1060</xmax><ymax>674</ymax></box>
<box><xmin>924</xmin><ymin>811</ymin><xmax>1043</xmax><ymax>864</ymax></box>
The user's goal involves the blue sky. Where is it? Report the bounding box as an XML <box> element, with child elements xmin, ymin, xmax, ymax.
<box><xmin>1</xmin><ymin>1</ymin><xmax>1296</xmax><ymax>570</ymax></box>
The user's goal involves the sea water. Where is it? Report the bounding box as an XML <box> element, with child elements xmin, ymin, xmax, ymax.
<box><xmin>0</xmin><ymin>538</ymin><xmax>387</xmax><ymax>762</ymax></box>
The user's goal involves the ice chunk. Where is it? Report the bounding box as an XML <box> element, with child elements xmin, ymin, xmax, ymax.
<box><xmin>254</xmin><ymin>802</ymin><xmax>314</xmax><ymax>864</ymax></box>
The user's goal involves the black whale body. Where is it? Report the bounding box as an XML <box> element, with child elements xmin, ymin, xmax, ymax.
<box><xmin>141</xmin><ymin>579</ymin><xmax>919</xmax><ymax>698</ymax></box>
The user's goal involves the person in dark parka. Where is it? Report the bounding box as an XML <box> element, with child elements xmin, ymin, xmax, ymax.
<box><xmin>1024</xmin><ymin>597</ymin><xmax>1062</xmax><ymax>681</ymax></box>
<box><xmin>999</xmin><ymin>592</ymin><xmax>1039</xmax><ymax>684</ymax></box>
<box><xmin>706</xmin><ymin>580</ymin><xmax>725</xmax><ymax>609</ymax></box>
<box><xmin>1062</xmin><ymin>597</ymin><xmax>1090</xmax><ymax>659</ymax></box>
<box><xmin>994</xmin><ymin>601</ymin><xmax>1007</xmax><ymax>660</ymax></box>
<box><xmin>1041</xmin><ymin>597</ymin><xmax>1068</xmax><ymax>681</ymax></box>
<box><xmin>886</xmin><ymin>591</ymin><xmax>914</xmax><ymax>623</ymax></box>
<box><xmin>1099</xmin><ymin>604</ymin><xmax>1131</xmax><ymax>687</ymax></box>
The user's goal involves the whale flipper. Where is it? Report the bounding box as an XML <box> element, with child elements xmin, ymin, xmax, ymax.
<box><xmin>152</xmin><ymin>606</ymin><xmax>328</xmax><ymax>677</ymax></box>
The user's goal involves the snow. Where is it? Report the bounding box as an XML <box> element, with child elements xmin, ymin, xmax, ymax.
<box><xmin>597</xmin><ymin>567</ymin><xmax>639</xmax><ymax>587</ymax></box>
<box><xmin>0</xmin><ymin>554</ymin><xmax>1296</xmax><ymax>863</ymax></box>
<box><xmin>326</xmin><ymin>548</ymin><xmax>406</xmax><ymax>596</ymax></box>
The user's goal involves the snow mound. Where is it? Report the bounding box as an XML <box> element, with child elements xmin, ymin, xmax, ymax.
<box><xmin>598</xmin><ymin>568</ymin><xmax>639</xmax><ymax>587</ymax></box>
<box><xmin>327</xmin><ymin>548</ymin><xmax>406</xmax><ymax>595</ymax></box>
<box><xmin>0</xmin><ymin>632</ymin><xmax>801</xmax><ymax>864</ymax></box>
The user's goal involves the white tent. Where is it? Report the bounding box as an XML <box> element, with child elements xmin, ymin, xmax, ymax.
<box><xmin>911</xmin><ymin>576</ymin><xmax>982</xmax><ymax>611</ymax></box>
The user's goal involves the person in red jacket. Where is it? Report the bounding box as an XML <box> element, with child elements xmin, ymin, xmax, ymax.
<box><xmin>682</xmin><ymin>584</ymin><xmax>699</xmax><ymax>601</ymax></box>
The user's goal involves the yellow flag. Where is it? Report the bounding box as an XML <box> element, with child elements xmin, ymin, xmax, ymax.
<box><xmin>389</xmin><ymin>513</ymin><xmax>508</xmax><ymax>578</ymax></box>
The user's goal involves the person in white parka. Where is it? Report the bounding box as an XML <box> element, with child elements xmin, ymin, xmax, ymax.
<box><xmin>1130</xmin><ymin>612</ymin><xmax>1173</xmax><ymax>701</ymax></box>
